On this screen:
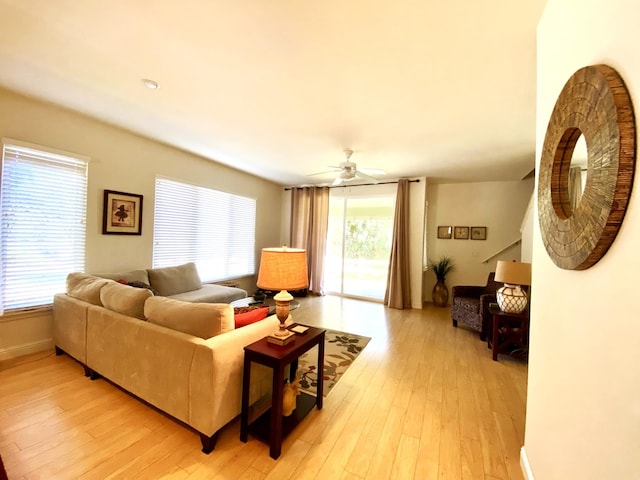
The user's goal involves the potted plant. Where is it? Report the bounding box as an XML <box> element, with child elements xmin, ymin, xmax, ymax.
<box><xmin>427</xmin><ymin>256</ymin><xmax>455</xmax><ymax>307</ymax></box>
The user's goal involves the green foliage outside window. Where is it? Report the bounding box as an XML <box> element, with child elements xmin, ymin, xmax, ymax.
<box><xmin>344</xmin><ymin>218</ymin><xmax>392</xmax><ymax>260</ymax></box>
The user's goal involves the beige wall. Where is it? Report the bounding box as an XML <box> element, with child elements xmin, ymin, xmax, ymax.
<box><xmin>524</xmin><ymin>0</ymin><xmax>640</xmax><ymax>478</ymax></box>
<box><xmin>0</xmin><ymin>88</ymin><xmax>283</xmax><ymax>360</ymax></box>
<box><xmin>425</xmin><ymin>179</ymin><xmax>534</xmax><ymax>302</ymax></box>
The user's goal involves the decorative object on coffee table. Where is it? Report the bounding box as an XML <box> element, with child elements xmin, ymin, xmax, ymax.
<box><xmin>495</xmin><ymin>260</ymin><xmax>531</xmax><ymax>314</ymax></box>
<box><xmin>538</xmin><ymin>64</ymin><xmax>636</xmax><ymax>270</ymax></box>
<box><xmin>256</xmin><ymin>247</ymin><xmax>308</xmax><ymax>346</ymax></box>
<box><xmin>427</xmin><ymin>256</ymin><xmax>455</xmax><ymax>307</ymax></box>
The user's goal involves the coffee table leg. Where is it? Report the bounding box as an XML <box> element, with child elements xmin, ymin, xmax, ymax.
<box><xmin>240</xmin><ymin>356</ymin><xmax>251</xmax><ymax>442</ymax></box>
<box><xmin>270</xmin><ymin>364</ymin><xmax>285</xmax><ymax>459</ymax></box>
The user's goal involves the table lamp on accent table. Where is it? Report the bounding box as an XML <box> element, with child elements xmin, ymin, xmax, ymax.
<box><xmin>256</xmin><ymin>247</ymin><xmax>308</xmax><ymax>346</ymax></box>
<box><xmin>494</xmin><ymin>260</ymin><xmax>532</xmax><ymax>314</ymax></box>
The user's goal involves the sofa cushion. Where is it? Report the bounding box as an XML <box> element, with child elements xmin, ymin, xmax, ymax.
<box><xmin>95</xmin><ymin>269</ymin><xmax>150</xmax><ymax>285</ymax></box>
<box><xmin>234</xmin><ymin>306</ymin><xmax>270</xmax><ymax>328</ymax></box>
<box><xmin>100</xmin><ymin>281</ymin><xmax>153</xmax><ymax>320</ymax></box>
<box><xmin>144</xmin><ymin>296</ymin><xmax>234</xmax><ymax>339</ymax></box>
<box><xmin>147</xmin><ymin>263</ymin><xmax>202</xmax><ymax>296</ymax></box>
<box><xmin>66</xmin><ymin>273</ymin><xmax>113</xmax><ymax>306</ymax></box>
<box><xmin>169</xmin><ymin>284</ymin><xmax>248</xmax><ymax>303</ymax></box>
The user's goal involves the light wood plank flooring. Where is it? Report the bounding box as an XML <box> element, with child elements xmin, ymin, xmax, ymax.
<box><xmin>0</xmin><ymin>296</ymin><xmax>527</xmax><ymax>479</ymax></box>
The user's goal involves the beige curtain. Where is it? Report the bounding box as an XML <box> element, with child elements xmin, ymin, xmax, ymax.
<box><xmin>290</xmin><ymin>186</ymin><xmax>330</xmax><ymax>295</ymax></box>
<box><xmin>384</xmin><ymin>179</ymin><xmax>411</xmax><ymax>309</ymax></box>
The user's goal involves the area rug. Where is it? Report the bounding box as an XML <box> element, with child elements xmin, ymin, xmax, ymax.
<box><xmin>295</xmin><ymin>329</ymin><xmax>370</xmax><ymax>396</ymax></box>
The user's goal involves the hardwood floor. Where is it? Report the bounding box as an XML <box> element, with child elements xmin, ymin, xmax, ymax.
<box><xmin>0</xmin><ymin>296</ymin><xmax>527</xmax><ymax>479</ymax></box>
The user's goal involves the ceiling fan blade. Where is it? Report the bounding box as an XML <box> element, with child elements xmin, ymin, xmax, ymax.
<box><xmin>355</xmin><ymin>170</ymin><xmax>380</xmax><ymax>184</ymax></box>
<box><xmin>359</xmin><ymin>167</ymin><xmax>386</xmax><ymax>175</ymax></box>
<box><xmin>306</xmin><ymin>166</ymin><xmax>343</xmax><ymax>177</ymax></box>
<box><xmin>332</xmin><ymin>177</ymin><xmax>344</xmax><ymax>186</ymax></box>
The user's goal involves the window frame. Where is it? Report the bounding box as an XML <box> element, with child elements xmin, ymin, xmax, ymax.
<box><xmin>0</xmin><ymin>139</ymin><xmax>88</xmax><ymax>314</ymax></box>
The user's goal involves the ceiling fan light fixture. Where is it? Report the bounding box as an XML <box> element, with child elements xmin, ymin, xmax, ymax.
<box><xmin>311</xmin><ymin>148</ymin><xmax>384</xmax><ymax>185</ymax></box>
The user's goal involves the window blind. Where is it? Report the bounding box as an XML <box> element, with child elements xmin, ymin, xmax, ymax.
<box><xmin>0</xmin><ymin>142</ymin><xmax>88</xmax><ymax>314</ymax></box>
<box><xmin>153</xmin><ymin>177</ymin><xmax>256</xmax><ymax>282</ymax></box>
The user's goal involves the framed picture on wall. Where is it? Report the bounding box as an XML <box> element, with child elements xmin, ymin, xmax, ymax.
<box><xmin>471</xmin><ymin>226</ymin><xmax>487</xmax><ymax>240</ymax></box>
<box><xmin>437</xmin><ymin>226</ymin><xmax>452</xmax><ymax>239</ymax></box>
<box><xmin>453</xmin><ymin>226</ymin><xmax>469</xmax><ymax>239</ymax></box>
<box><xmin>102</xmin><ymin>189</ymin><xmax>143</xmax><ymax>235</ymax></box>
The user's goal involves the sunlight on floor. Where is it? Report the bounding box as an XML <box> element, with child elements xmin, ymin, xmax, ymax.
<box><xmin>294</xmin><ymin>294</ymin><xmax>395</xmax><ymax>354</ymax></box>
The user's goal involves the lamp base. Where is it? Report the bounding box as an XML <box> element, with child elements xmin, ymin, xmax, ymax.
<box><xmin>267</xmin><ymin>330</ymin><xmax>295</xmax><ymax>346</ymax></box>
<box><xmin>497</xmin><ymin>284</ymin><xmax>528</xmax><ymax>314</ymax></box>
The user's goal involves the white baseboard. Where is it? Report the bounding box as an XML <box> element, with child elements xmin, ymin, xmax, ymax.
<box><xmin>520</xmin><ymin>446</ymin><xmax>535</xmax><ymax>480</ymax></box>
<box><xmin>0</xmin><ymin>338</ymin><xmax>53</xmax><ymax>361</ymax></box>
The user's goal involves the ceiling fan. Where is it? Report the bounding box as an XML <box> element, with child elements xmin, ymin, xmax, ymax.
<box><xmin>309</xmin><ymin>149</ymin><xmax>386</xmax><ymax>186</ymax></box>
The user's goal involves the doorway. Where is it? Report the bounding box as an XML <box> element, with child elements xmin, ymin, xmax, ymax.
<box><xmin>324</xmin><ymin>185</ymin><xmax>396</xmax><ymax>301</ymax></box>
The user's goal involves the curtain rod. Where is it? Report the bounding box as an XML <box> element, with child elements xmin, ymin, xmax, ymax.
<box><xmin>284</xmin><ymin>179</ymin><xmax>420</xmax><ymax>191</ymax></box>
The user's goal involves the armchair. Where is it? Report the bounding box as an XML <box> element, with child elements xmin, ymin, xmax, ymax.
<box><xmin>451</xmin><ymin>272</ymin><xmax>501</xmax><ymax>340</ymax></box>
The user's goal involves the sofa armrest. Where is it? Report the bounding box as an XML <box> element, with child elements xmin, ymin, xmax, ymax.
<box><xmin>53</xmin><ymin>293</ymin><xmax>89</xmax><ymax>364</ymax></box>
<box><xmin>188</xmin><ymin>315</ymin><xmax>281</xmax><ymax>436</ymax></box>
<box><xmin>480</xmin><ymin>293</ymin><xmax>497</xmax><ymax>315</ymax></box>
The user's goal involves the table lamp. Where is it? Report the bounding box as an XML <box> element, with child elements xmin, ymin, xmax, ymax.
<box><xmin>256</xmin><ymin>247</ymin><xmax>308</xmax><ymax>346</ymax></box>
<box><xmin>494</xmin><ymin>260</ymin><xmax>532</xmax><ymax>314</ymax></box>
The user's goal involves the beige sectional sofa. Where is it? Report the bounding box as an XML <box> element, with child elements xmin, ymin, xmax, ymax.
<box><xmin>53</xmin><ymin>267</ymin><xmax>280</xmax><ymax>453</ymax></box>
<box><xmin>97</xmin><ymin>262</ymin><xmax>248</xmax><ymax>303</ymax></box>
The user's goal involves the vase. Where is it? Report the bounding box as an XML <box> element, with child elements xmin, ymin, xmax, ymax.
<box><xmin>432</xmin><ymin>279</ymin><xmax>449</xmax><ymax>307</ymax></box>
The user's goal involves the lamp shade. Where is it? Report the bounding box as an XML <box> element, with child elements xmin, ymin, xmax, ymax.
<box><xmin>257</xmin><ymin>247</ymin><xmax>309</xmax><ymax>291</ymax></box>
<box><xmin>495</xmin><ymin>260</ymin><xmax>531</xmax><ymax>286</ymax></box>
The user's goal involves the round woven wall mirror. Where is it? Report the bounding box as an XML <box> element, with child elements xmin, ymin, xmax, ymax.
<box><xmin>538</xmin><ymin>64</ymin><xmax>636</xmax><ymax>270</ymax></box>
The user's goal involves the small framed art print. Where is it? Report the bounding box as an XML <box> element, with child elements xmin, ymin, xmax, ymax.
<box><xmin>471</xmin><ymin>226</ymin><xmax>487</xmax><ymax>240</ymax></box>
<box><xmin>437</xmin><ymin>226</ymin><xmax>452</xmax><ymax>239</ymax></box>
<box><xmin>453</xmin><ymin>226</ymin><xmax>469</xmax><ymax>240</ymax></box>
<box><xmin>102</xmin><ymin>189</ymin><xmax>143</xmax><ymax>235</ymax></box>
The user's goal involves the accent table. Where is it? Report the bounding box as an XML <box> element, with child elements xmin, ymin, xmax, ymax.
<box><xmin>488</xmin><ymin>305</ymin><xmax>530</xmax><ymax>361</ymax></box>
<box><xmin>240</xmin><ymin>326</ymin><xmax>325</xmax><ymax>459</ymax></box>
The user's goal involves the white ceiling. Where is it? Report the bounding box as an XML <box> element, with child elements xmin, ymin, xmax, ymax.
<box><xmin>0</xmin><ymin>0</ymin><xmax>546</xmax><ymax>186</ymax></box>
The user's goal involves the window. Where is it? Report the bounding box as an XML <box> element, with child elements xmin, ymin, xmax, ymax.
<box><xmin>153</xmin><ymin>177</ymin><xmax>256</xmax><ymax>282</ymax></box>
<box><xmin>0</xmin><ymin>140</ymin><xmax>88</xmax><ymax>314</ymax></box>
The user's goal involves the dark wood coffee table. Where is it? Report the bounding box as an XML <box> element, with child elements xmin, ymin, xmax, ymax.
<box><xmin>240</xmin><ymin>326</ymin><xmax>325</xmax><ymax>459</ymax></box>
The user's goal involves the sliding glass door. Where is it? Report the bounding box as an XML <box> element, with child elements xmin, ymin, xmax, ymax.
<box><xmin>324</xmin><ymin>185</ymin><xmax>396</xmax><ymax>301</ymax></box>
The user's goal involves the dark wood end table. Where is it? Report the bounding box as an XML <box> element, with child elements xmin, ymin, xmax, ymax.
<box><xmin>488</xmin><ymin>305</ymin><xmax>530</xmax><ymax>361</ymax></box>
<box><xmin>240</xmin><ymin>326</ymin><xmax>325</xmax><ymax>459</ymax></box>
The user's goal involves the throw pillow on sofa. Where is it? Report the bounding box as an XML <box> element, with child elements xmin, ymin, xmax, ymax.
<box><xmin>147</xmin><ymin>262</ymin><xmax>202</xmax><ymax>296</ymax></box>
<box><xmin>100</xmin><ymin>281</ymin><xmax>154</xmax><ymax>320</ymax></box>
<box><xmin>234</xmin><ymin>306</ymin><xmax>270</xmax><ymax>328</ymax></box>
<box><xmin>144</xmin><ymin>296</ymin><xmax>234</xmax><ymax>339</ymax></box>
<box><xmin>96</xmin><ymin>269</ymin><xmax>150</xmax><ymax>286</ymax></box>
